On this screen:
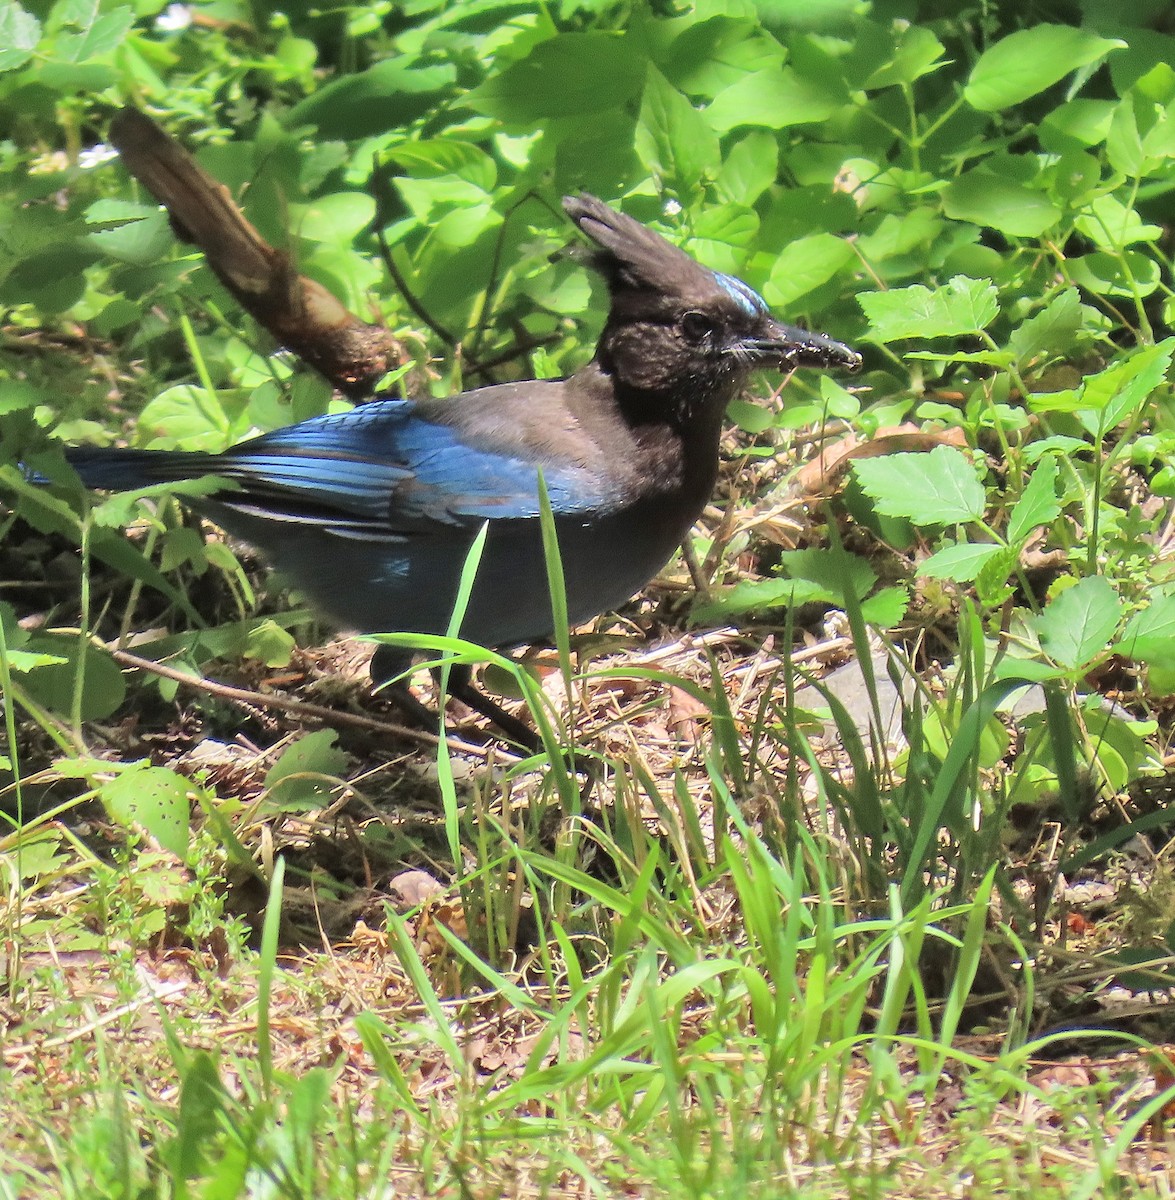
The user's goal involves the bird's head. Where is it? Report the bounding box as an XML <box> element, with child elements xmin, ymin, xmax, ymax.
<box><xmin>562</xmin><ymin>193</ymin><xmax>860</xmax><ymax>419</ymax></box>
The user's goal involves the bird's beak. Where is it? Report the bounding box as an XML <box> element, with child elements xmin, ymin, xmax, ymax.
<box><xmin>743</xmin><ymin>318</ymin><xmax>862</xmax><ymax>373</ymax></box>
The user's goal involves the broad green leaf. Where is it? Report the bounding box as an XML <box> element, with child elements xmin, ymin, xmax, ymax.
<box><xmin>864</xmin><ymin>25</ymin><xmax>946</xmax><ymax>89</ymax></box>
<box><xmin>706</xmin><ymin>66</ymin><xmax>841</xmax><ymax>133</ymax></box>
<box><xmin>101</xmin><ymin>766</ymin><xmax>190</xmax><ymax>859</ymax></box>
<box><xmin>920</xmin><ymin>542</ymin><xmax>1006</xmax><ymax>583</ymax></box>
<box><xmin>21</xmin><ymin>637</ymin><xmax>127</xmax><ymax>721</ymax></box>
<box><xmin>1114</xmin><ymin>596</ymin><xmax>1175</xmax><ymax>664</ymax></box>
<box><xmin>1107</xmin><ymin>91</ymin><xmax>1175</xmax><ymax>177</ymax></box>
<box><xmin>859</xmin><ymin>585</ymin><xmax>908</xmax><ymax>626</ymax></box>
<box><xmin>1067</xmin><ymin>250</ymin><xmax>1161</xmax><ymax>299</ymax></box>
<box><xmin>137</xmin><ymin>385</ymin><xmax>233</xmax><ymax>450</ymax></box>
<box><xmin>289</xmin><ymin>193</ymin><xmax>377</xmax><ymax>244</ymax></box>
<box><xmin>852</xmin><ymin>446</ymin><xmax>986</xmax><ymax>525</ymax></box>
<box><xmin>386</xmin><ymin>140</ymin><xmax>497</xmax><ymax>191</ymax></box>
<box><xmin>87</xmin><ymin>209</ymin><xmax>173</xmax><ymax>266</ymax></box>
<box><xmin>942</xmin><ymin>173</ymin><xmax>1061</xmax><ymax>238</ymax></box>
<box><xmin>264</xmin><ymin>730</ymin><xmax>350</xmax><ymax>812</ymax></box>
<box><xmin>465</xmin><ymin>33</ymin><xmax>644</xmax><ymax>121</ymax></box>
<box><xmin>715</xmin><ymin>132</ymin><xmax>778</xmax><ymax>206</ymax></box>
<box><xmin>965</xmin><ymin>25</ymin><xmax>1124</xmax><ymax>112</ymax></box>
<box><xmin>1039</xmin><ymin>99</ymin><xmax>1115</xmax><ymax>151</ymax></box>
<box><xmin>1008</xmin><ymin>288</ymin><xmax>1093</xmax><ymax>370</ymax></box>
<box><xmin>289</xmin><ymin>60</ymin><xmax>456</xmax><ymax>137</ymax></box>
<box><xmin>0</xmin><ymin>0</ymin><xmax>39</xmax><ymax>72</ymax></box>
<box><xmin>858</xmin><ymin>276</ymin><xmax>998</xmax><ymax>342</ymax></box>
<box><xmin>55</xmin><ymin>6</ymin><xmax>134</xmax><ymax>62</ymax></box>
<box><xmin>1034</xmin><ymin>340</ymin><xmax>1175</xmax><ymax>430</ymax></box>
<box><xmin>636</xmin><ymin>66</ymin><xmax>720</xmax><ymax>198</ymax></box>
<box><xmin>764</xmin><ymin>233</ymin><xmax>854</xmax><ymax>307</ymax></box>
<box><xmin>1006</xmin><ymin>455</ymin><xmax>1061</xmax><ymax>546</ymax></box>
<box><xmin>1035</xmin><ymin>576</ymin><xmax>1122</xmax><ymax>671</ymax></box>
<box><xmin>1074</xmin><ymin>193</ymin><xmax>1162</xmax><ymax>250</ymax></box>
<box><xmin>663</xmin><ymin>22</ymin><xmax>781</xmax><ymax>98</ymax></box>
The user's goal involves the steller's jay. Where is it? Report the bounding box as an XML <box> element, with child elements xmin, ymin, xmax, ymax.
<box><xmin>44</xmin><ymin>194</ymin><xmax>860</xmax><ymax>745</ymax></box>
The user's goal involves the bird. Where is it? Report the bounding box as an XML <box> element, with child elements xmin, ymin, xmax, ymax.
<box><xmin>42</xmin><ymin>193</ymin><xmax>861</xmax><ymax>747</ymax></box>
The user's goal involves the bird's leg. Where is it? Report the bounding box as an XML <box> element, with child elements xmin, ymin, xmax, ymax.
<box><xmin>369</xmin><ymin>642</ymin><xmax>442</xmax><ymax>728</ymax></box>
<box><xmin>369</xmin><ymin>643</ymin><xmax>541</xmax><ymax>752</ymax></box>
<box><xmin>441</xmin><ymin>664</ymin><xmax>543</xmax><ymax>755</ymax></box>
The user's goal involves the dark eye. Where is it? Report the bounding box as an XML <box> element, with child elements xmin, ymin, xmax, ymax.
<box><xmin>680</xmin><ymin>311</ymin><xmax>714</xmax><ymax>342</ymax></box>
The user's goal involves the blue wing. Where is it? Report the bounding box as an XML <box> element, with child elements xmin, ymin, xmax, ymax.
<box><xmin>209</xmin><ymin>398</ymin><xmax>617</xmax><ymax>538</ymax></box>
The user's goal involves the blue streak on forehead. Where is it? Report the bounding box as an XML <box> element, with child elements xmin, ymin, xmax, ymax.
<box><xmin>715</xmin><ymin>272</ymin><xmax>769</xmax><ymax>317</ymax></box>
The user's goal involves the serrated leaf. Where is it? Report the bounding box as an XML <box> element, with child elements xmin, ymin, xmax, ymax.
<box><xmin>1008</xmin><ymin>288</ymin><xmax>1089</xmax><ymax>370</ymax></box>
<box><xmin>1007</xmin><ymin>455</ymin><xmax>1061</xmax><ymax>545</ymax></box>
<box><xmin>965</xmin><ymin>25</ymin><xmax>1125</xmax><ymax>112</ymax></box>
<box><xmin>853</xmin><ymin>447</ymin><xmax>987</xmax><ymax>525</ymax></box>
<box><xmin>859</xmin><ymin>585</ymin><xmax>908</xmax><ymax>626</ymax></box>
<box><xmin>921</xmin><ymin>542</ymin><xmax>1006</xmax><ymax>583</ymax></box>
<box><xmin>1035</xmin><ymin>576</ymin><xmax>1122</xmax><ymax>671</ymax></box>
<box><xmin>859</xmin><ymin>277</ymin><xmax>998</xmax><ymax>342</ymax></box>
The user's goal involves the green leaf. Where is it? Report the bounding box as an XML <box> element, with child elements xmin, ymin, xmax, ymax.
<box><xmin>1074</xmin><ymin>194</ymin><xmax>1162</xmax><ymax>250</ymax></box>
<box><xmin>1008</xmin><ymin>288</ymin><xmax>1094</xmax><ymax>371</ymax></box>
<box><xmin>920</xmin><ymin>542</ymin><xmax>1006</xmax><ymax>583</ymax></box>
<box><xmin>243</xmin><ymin>620</ymin><xmax>296</xmax><ymax>668</ymax></box>
<box><xmin>0</xmin><ymin>0</ymin><xmax>40</xmax><ymax>72</ymax></box>
<box><xmin>864</xmin><ymin>25</ymin><xmax>946</xmax><ymax>89</ymax></box>
<box><xmin>20</xmin><ymin>637</ymin><xmax>127</xmax><ymax>720</ymax></box>
<box><xmin>6</xmin><ymin>648</ymin><xmax>69</xmax><ymax>671</ymax></box>
<box><xmin>1006</xmin><ymin>455</ymin><xmax>1061</xmax><ymax>546</ymax></box>
<box><xmin>101</xmin><ymin>766</ymin><xmax>190</xmax><ymax>859</ymax></box>
<box><xmin>965</xmin><ymin>25</ymin><xmax>1125</xmax><ymax>112</ymax></box>
<box><xmin>136</xmin><ymin>385</ymin><xmax>232</xmax><ymax>450</ymax></box>
<box><xmin>715</xmin><ymin>132</ymin><xmax>778</xmax><ymax>206</ymax></box>
<box><xmin>289</xmin><ymin>60</ymin><xmax>456</xmax><ymax>137</ymax></box>
<box><xmin>975</xmin><ymin>544</ymin><xmax>1019</xmax><ymax>608</ymax></box>
<box><xmin>289</xmin><ymin>192</ymin><xmax>377</xmax><ymax>244</ymax></box>
<box><xmin>852</xmin><ymin>446</ymin><xmax>986</xmax><ymax>525</ymax></box>
<box><xmin>1035</xmin><ymin>577</ymin><xmax>1123</xmax><ymax>671</ymax></box>
<box><xmin>1067</xmin><ymin>250</ymin><xmax>1161</xmax><ymax>299</ymax></box>
<box><xmin>706</xmin><ymin>66</ymin><xmax>841</xmax><ymax>132</ymax></box>
<box><xmin>859</xmin><ymin>585</ymin><xmax>908</xmax><ymax>626</ymax></box>
<box><xmin>465</xmin><ymin>33</ymin><xmax>644</xmax><ymax>121</ymax></box>
<box><xmin>764</xmin><ymin>233</ymin><xmax>854</xmax><ymax>307</ymax></box>
<box><xmin>636</xmin><ymin>66</ymin><xmax>720</xmax><ymax>198</ymax></box>
<box><xmin>1032</xmin><ymin>340</ymin><xmax>1175</xmax><ymax>433</ymax></box>
<box><xmin>858</xmin><ymin>276</ymin><xmax>998</xmax><ymax>342</ymax></box>
<box><xmin>1115</xmin><ymin>596</ymin><xmax>1175</xmax><ymax>664</ymax></box>
<box><xmin>942</xmin><ymin>172</ymin><xmax>1061</xmax><ymax>238</ymax></box>
<box><xmin>263</xmin><ymin>730</ymin><xmax>349</xmax><ymax>812</ymax></box>
<box><xmin>54</xmin><ymin>6</ymin><xmax>134</xmax><ymax>62</ymax></box>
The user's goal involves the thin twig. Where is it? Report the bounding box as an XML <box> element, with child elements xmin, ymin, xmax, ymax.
<box><xmin>107</xmin><ymin>647</ymin><xmax>516</xmax><ymax>761</ymax></box>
